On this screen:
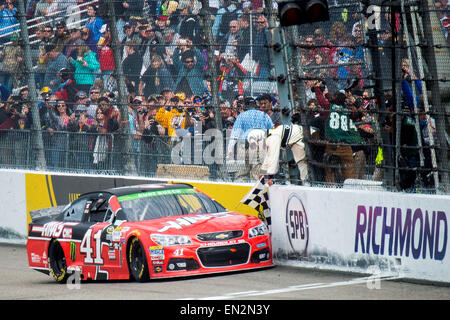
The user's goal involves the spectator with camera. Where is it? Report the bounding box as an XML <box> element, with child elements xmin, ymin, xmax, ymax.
<box><xmin>168</xmin><ymin>94</ymin><xmax>193</xmax><ymax>138</ymax></box>
<box><xmin>138</xmin><ymin>23</ymin><xmax>164</xmax><ymax>70</ymax></box>
<box><xmin>217</xmin><ymin>53</ymin><xmax>247</xmax><ymax>102</ymax></box>
<box><xmin>39</xmin><ymin>94</ymin><xmax>64</xmax><ymax>168</ymax></box>
<box><xmin>65</xmin><ymin>100</ymin><xmax>94</xmax><ymax>170</ymax></box>
<box><xmin>197</xmin><ymin>104</ymin><xmax>216</xmax><ymax>133</ymax></box>
<box><xmin>220</xmin><ymin>19</ymin><xmax>241</xmax><ymax>59</ymax></box>
<box><xmin>139</xmin><ymin>54</ymin><xmax>174</xmax><ymax>98</ymax></box>
<box><xmin>97</xmin><ymin>96</ymin><xmax>120</xmax><ymax>134</ymax></box>
<box><xmin>220</xmin><ymin>100</ymin><xmax>235</xmax><ymax>131</ymax></box>
<box><xmin>85</xmin><ymin>87</ymin><xmax>102</xmax><ymax>120</ymax></box>
<box><xmin>69</xmin><ymin>44</ymin><xmax>100</xmax><ymax>93</ymax></box>
<box><xmin>0</xmin><ymin>96</ymin><xmax>19</xmax><ymax>164</ymax></box>
<box><xmin>251</xmin><ymin>14</ymin><xmax>271</xmax><ymax>81</ymax></box>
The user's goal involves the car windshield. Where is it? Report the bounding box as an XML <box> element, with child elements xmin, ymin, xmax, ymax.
<box><xmin>117</xmin><ymin>188</ymin><xmax>226</xmax><ymax>222</ymax></box>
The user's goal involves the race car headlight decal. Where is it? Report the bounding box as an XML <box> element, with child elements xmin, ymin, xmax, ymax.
<box><xmin>151</xmin><ymin>234</ymin><xmax>192</xmax><ymax>247</ymax></box>
<box><xmin>248</xmin><ymin>223</ymin><xmax>268</xmax><ymax>238</ymax></box>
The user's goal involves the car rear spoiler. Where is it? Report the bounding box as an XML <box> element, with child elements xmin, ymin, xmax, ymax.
<box><xmin>30</xmin><ymin>205</ymin><xmax>67</xmax><ymax>222</ymax></box>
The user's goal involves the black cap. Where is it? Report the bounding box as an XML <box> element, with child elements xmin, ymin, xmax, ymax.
<box><xmin>97</xmin><ymin>96</ymin><xmax>110</xmax><ymax>104</ymax></box>
<box><xmin>244</xmin><ymin>96</ymin><xmax>257</xmax><ymax>106</ymax></box>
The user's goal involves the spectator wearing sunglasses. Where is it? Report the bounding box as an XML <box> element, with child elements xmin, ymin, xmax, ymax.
<box><xmin>172</xmin><ymin>47</ymin><xmax>205</xmax><ymax>97</ymax></box>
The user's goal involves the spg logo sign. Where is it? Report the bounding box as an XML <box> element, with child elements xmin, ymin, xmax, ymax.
<box><xmin>285</xmin><ymin>193</ymin><xmax>309</xmax><ymax>256</ymax></box>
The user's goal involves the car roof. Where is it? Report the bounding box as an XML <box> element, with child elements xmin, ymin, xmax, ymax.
<box><xmin>82</xmin><ymin>183</ymin><xmax>195</xmax><ymax>198</ymax></box>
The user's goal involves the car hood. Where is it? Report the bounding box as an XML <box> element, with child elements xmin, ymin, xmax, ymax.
<box><xmin>126</xmin><ymin>211</ymin><xmax>260</xmax><ymax>236</ymax></box>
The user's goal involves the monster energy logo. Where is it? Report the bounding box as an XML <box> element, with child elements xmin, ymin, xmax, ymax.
<box><xmin>70</xmin><ymin>242</ymin><xmax>76</xmax><ymax>261</ymax></box>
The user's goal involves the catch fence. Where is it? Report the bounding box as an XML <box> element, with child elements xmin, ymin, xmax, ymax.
<box><xmin>0</xmin><ymin>0</ymin><xmax>448</xmax><ymax>193</ymax></box>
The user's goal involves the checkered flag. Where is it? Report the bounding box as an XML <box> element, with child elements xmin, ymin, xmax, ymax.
<box><xmin>240</xmin><ymin>177</ymin><xmax>271</xmax><ymax>228</ymax></box>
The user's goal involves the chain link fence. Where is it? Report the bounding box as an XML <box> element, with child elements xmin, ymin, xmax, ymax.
<box><xmin>0</xmin><ymin>0</ymin><xmax>448</xmax><ymax>194</ymax></box>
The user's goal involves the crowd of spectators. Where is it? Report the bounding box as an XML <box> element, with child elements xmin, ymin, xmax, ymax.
<box><xmin>0</xmin><ymin>1</ymin><xmax>444</xmax><ymax>189</ymax></box>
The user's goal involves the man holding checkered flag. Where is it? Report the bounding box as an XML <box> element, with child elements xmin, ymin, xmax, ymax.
<box><xmin>240</xmin><ymin>176</ymin><xmax>271</xmax><ymax>230</ymax></box>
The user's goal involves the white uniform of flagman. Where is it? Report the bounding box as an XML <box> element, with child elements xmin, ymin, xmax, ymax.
<box><xmin>260</xmin><ymin>124</ymin><xmax>308</xmax><ymax>183</ymax></box>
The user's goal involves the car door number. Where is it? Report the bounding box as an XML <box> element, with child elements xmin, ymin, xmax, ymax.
<box><xmin>80</xmin><ymin>229</ymin><xmax>104</xmax><ymax>264</ymax></box>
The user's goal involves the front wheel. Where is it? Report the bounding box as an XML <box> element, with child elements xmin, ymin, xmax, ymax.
<box><xmin>48</xmin><ymin>240</ymin><xmax>68</xmax><ymax>283</ymax></box>
<box><xmin>128</xmin><ymin>237</ymin><xmax>150</xmax><ymax>282</ymax></box>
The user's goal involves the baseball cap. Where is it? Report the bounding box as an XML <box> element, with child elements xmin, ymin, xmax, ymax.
<box><xmin>40</xmin><ymin>87</ymin><xmax>51</xmax><ymax>94</ymax></box>
<box><xmin>244</xmin><ymin>96</ymin><xmax>257</xmax><ymax>106</ymax></box>
<box><xmin>75</xmin><ymin>91</ymin><xmax>87</xmax><ymax>99</ymax></box>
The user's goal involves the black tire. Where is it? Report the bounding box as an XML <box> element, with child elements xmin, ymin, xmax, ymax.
<box><xmin>48</xmin><ymin>240</ymin><xmax>68</xmax><ymax>283</ymax></box>
<box><xmin>128</xmin><ymin>237</ymin><xmax>150</xmax><ymax>282</ymax></box>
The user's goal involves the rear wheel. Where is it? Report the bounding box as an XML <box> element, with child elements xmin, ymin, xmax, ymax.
<box><xmin>128</xmin><ymin>237</ymin><xmax>150</xmax><ymax>282</ymax></box>
<box><xmin>48</xmin><ymin>240</ymin><xmax>68</xmax><ymax>283</ymax></box>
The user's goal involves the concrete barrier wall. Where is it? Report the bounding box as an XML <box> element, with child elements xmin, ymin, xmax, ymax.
<box><xmin>3</xmin><ymin>169</ymin><xmax>449</xmax><ymax>283</ymax></box>
<box><xmin>0</xmin><ymin>171</ymin><xmax>27</xmax><ymax>243</ymax></box>
<box><xmin>269</xmin><ymin>185</ymin><xmax>450</xmax><ymax>284</ymax></box>
<box><xmin>0</xmin><ymin>170</ymin><xmax>255</xmax><ymax>242</ymax></box>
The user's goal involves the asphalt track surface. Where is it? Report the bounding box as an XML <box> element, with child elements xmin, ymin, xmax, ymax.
<box><xmin>1</xmin><ymin>243</ymin><xmax>450</xmax><ymax>302</ymax></box>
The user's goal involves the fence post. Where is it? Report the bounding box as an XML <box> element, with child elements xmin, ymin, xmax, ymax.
<box><xmin>391</xmin><ymin>3</ymin><xmax>403</xmax><ymax>190</ymax></box>
<box><xmin>200</xmin><ymin>0</ymin><xmax>222</xmax><ymax>132</ymax></box>
<box><xmin>363</xmin><ymin>2</ymin><xmax>395</xmax><ymax>188</ymax></box>
<box><xmin>420</xmin><ymin>0</ymin><xmax>449</xmax><ymax>193</ymax></box>
<box><xmin>200</xmin><ymin>0</ymin><xmax>224</xmax><ymax>179</ymax></box>
<box><xmin>105</xmin><ymin>0</ymin><xmax>137</xmax><ymax>176</ymax></box>
<box><xmin>16</xmin><ymin>0</ymin><xmax>47</xmax><ymax>170</ymax></box>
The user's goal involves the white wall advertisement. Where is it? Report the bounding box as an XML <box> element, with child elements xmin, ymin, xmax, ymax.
<box><xmin>269</xmin><ymin>185</ymin><xmax>450</xmax><ymax>284</ymax></box>
<box><xmin>0</xmin><ymin>171</ymin><xmax>27</xmax><ymax>242</ymax></box>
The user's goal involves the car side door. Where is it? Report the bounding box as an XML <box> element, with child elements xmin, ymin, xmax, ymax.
<box><xmin>79</xmin><ymin>194</ymin><xmax>124</xmax><ymax>269</ymax></box>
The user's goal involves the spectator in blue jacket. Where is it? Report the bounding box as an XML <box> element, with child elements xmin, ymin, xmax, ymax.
<box><xmin>401</xmin><ymin>58</ymin><xmax>423</xmax><ymax>111</ymax></box>
<box><xmin>172</xmin><ymin>45</ymin><xmax>206</xmax><ymax>97</ymax></box>
<box><xmin>85</xmin><ymin>4</ymin><xmax>103</xmax><ymax>42</ymax></box>
<box><xmin>0</xmin><ymin>82</ymin><xmax>10</xmax><ymax>102</ymax></box>
<box><xmin>0</xmin><ymin>0</ymin><xmax>19</xmax><ymax>44</ymax></box>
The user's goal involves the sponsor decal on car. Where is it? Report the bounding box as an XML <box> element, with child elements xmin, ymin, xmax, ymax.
<box><xmin>31</xmin><ymin>253</ymin><xmax>41</xmax><ymax>264</ymax></box>
<box><xmin>70</xmin><ymin>241</ymin><xmax>77</xmax><ymax>261</ymax></box>
<box><xmin>157</xmin><ymin>212</ymin><xmax>232</xmax><ymax>233</ymax></box>
<box><xmin>32</xmin><ymin>222</ymin><xmax>78</xmax><ymax>238</ymax></box>
<box><xmin>199</xmin><ymin>239</ymin><xmax>246</xmax><ymax>247</ymax></box>
<box><xmin>153</xmin><ymin>265</ymin><xmax>163</xmax><ymax>273</ymax></box>
<box><xmin>62</xmin><ymin>228</ymin><xmax>72</xmax><ymax>239</ymax></box>
<box><xmin>150</xmin><ymin>246</ymin><xmax>165</xmax><ymax>260</ymax></box>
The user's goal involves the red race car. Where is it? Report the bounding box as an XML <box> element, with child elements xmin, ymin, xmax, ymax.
<box><xmin>27</xmin><ymin>183</ymin><xmax>272</xmax><ymax>282</ymax></box>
